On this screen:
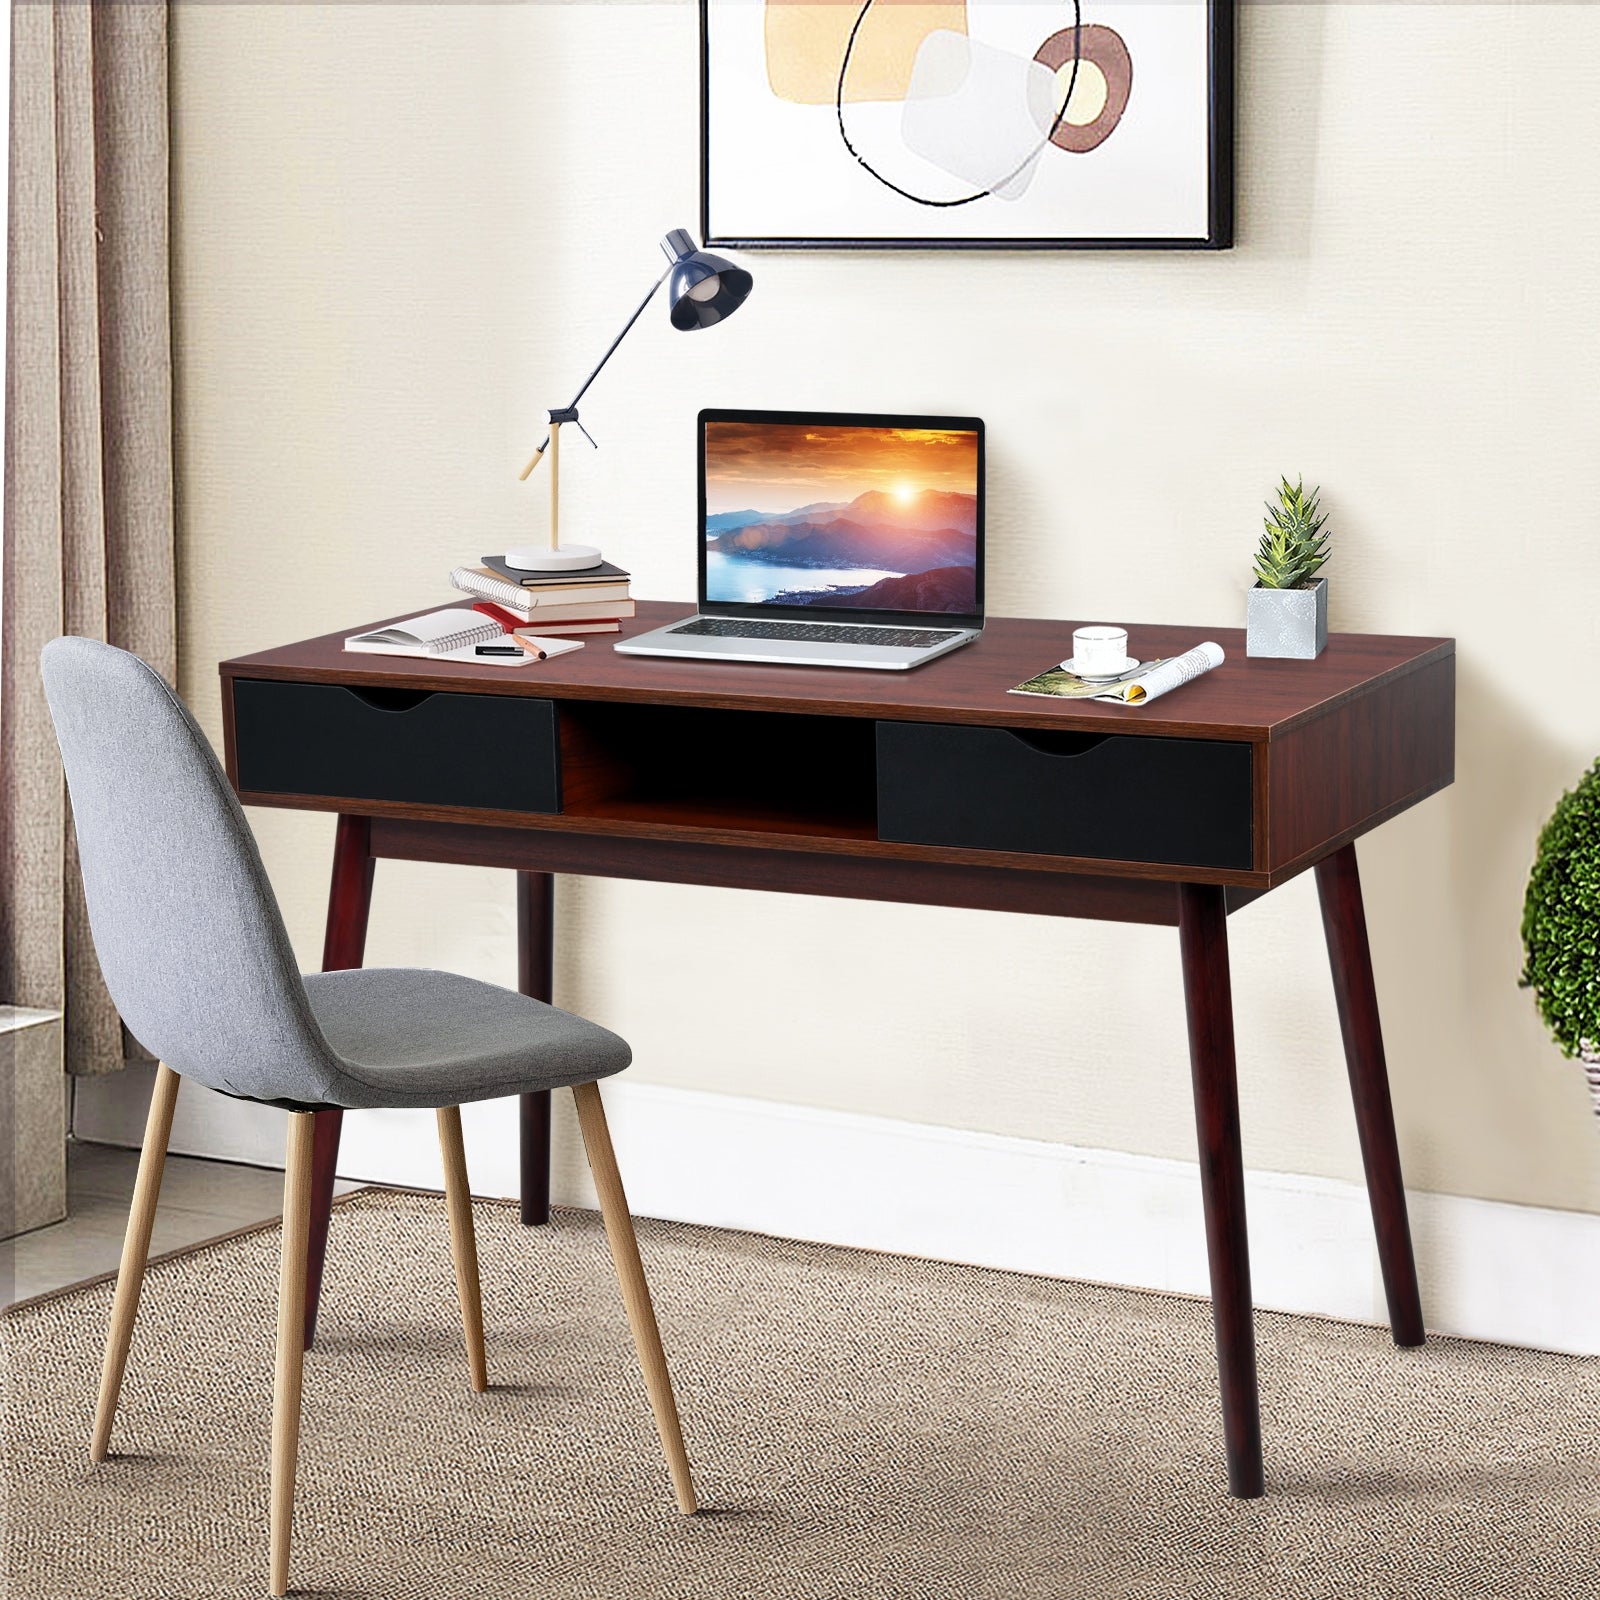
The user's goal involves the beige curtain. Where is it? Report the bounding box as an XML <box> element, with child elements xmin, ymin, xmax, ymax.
<box><xmin>0</xmin><ymin>3</ymin><xmax>174</xmax><ymax>1075</ymax></box>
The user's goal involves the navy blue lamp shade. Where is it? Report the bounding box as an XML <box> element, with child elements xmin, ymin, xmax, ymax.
<box><xmin>662</xmin><ymin>228</ymin><xmax>753</xmax><ymax>331</ymax></box>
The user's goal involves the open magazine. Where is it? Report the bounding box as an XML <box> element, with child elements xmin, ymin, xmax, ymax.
<box><xmin>1010</xmin><ymin>642</ymin><xmax>1225</xmax><ymax>706</ymax></box>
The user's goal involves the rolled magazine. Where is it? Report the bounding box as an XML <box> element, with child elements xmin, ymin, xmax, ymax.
<box><xmin>1009</xmin><ymin>641</ymin><xmax>1225</xmax><ymax>706</ymax></box>
<box><xmin>1092</xmin><ymin>641</ymin><xmax>1225</xmax><ymax>705</ymax></box>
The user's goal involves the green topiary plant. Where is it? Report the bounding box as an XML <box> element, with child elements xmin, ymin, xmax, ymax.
<box><xmin>1521</xmin><ymin>759</ymin><xmax>1600</xmax><ymax>1103</ymax></box>
<box><xmin>1253</xmin><ymin>476</ymin><xmax>1331</xmax><ymax>590</ymax></box>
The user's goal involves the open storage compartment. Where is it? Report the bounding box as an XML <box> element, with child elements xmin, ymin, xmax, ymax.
<box><xmin>558</xmin><ymin>701</ymin><xmax>878</xmax><ymax>841</ymax></box>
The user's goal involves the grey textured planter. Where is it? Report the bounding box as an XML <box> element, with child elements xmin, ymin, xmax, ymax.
<box><xmin>1246</xmin><ymin>576</ymin><xmax>1327</xmax><ymax>659</ymax></box>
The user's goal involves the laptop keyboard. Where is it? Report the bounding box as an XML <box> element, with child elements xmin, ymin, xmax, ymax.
<box><xmin>669</xmin><ymin>617</ymin><xmax>962</xmax><ymax>649</ymax></box>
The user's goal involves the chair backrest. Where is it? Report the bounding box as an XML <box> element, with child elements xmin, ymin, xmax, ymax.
<box><xmin>40</xmin><ymin>637</ymin><xmax>344</xmax><ymax>1106</ymax></box>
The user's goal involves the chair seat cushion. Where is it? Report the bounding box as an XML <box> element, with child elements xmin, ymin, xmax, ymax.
<box><xmin>300</xmin><ymin>968</ymin><xmax>630</xmax><ymax>1110</ymax></box>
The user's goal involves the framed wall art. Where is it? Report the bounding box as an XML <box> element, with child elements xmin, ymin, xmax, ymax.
<box><xmin>700</xmin><ymin>0</ymin><xmax>1234</xmax><ymax>250</ymax></box>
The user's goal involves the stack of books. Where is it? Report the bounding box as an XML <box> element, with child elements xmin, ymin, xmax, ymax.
<box><xmin>449</xmin><ymin>556</ymin><xmax>634</xmax><ymax>637</ymax></box>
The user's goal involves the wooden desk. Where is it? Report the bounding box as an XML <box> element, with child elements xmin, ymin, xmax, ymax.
<box><xmin>221</xmin><ymin>603</ymin><xmax>1455</xmax><ymax>1498</ymax></box>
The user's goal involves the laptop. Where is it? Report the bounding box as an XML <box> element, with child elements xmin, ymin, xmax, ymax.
<box><xmin>617</xmin><ymin>408</ymin><xmax>985</xmax><ymax>671</ymax></box>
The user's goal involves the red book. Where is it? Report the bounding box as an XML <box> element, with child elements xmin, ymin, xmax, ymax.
<box><xmin>471</xmin><ymin>601</ymin><xmax>525</xmax><ymax>633</ymax></box>
<box><xmin>514</xmin><ymin>619</ymin><xmax>622</xmax><ymax>638</ymax></box>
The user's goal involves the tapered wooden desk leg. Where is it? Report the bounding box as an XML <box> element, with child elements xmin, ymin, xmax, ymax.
<box><xmin>302</xmin><ymin>1111</ymin><xmax>343</xmax><ymax>1354</ymax></box>
<box><xmin>1315</xmin><ymin>843</ymin><xmax>1425</xmax><ymax>1348</ymax></box>
<box><xmin>304</xmin><ymin>813</ymin><xmax>375</xmax><ymax>1352</ymax></box>
<box><xmin>518</xmin><ymin>870</ymin><xmax>554</xmax><ymax>1227</ymax></box>
<box><xmin>1178</xmin><ymin>883</ymin><xmax>1264</xmax><ymax>1499</ymax></box>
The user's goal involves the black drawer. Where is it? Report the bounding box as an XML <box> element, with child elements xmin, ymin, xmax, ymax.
<box><xmin>232</xmin><ymin>679</ymin><xmax>560</xmax><ymax>813</ymax></box>
<box><xmin>876</xmin><ymin>722</ymin><xmax>1253</xmax><ymax>870</ymax></box>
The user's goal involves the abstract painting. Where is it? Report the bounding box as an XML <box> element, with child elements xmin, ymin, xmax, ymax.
<box><xmin>700</xmin><ymin>0</ymin><xmax>1233</xmax><ymax>249</ymax></box>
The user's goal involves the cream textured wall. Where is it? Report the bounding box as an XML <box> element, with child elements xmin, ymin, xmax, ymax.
<box><xmin>169</xmin><ymin>2</ymin><xmax>1600</xmax><ymax>1215</ymax></box>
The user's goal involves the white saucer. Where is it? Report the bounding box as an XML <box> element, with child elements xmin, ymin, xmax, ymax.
<box><xmin>1060</xmin><ymin>655</ymin><xmax>1140</xmax><ymax>680</ymax></box>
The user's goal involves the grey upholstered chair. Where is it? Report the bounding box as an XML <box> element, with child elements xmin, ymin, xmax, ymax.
<box><xmin>40</xmin><ymin>637</ymin><xmax>697</xmax><ymax>1596</ymax></box>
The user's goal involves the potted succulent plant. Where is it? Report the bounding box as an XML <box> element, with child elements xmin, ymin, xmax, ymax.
<box><xmin>1246</xmin><ymin>476</ymin><xmax>1330</xmax><ymax>659</ymax></box>
<box><xmin>1521</xmin><ymin>761</ymin><xmax>1600</xmax><ymax>1117</ymax></box>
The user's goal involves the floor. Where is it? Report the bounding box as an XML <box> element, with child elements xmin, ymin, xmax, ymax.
<box><xmin>10</xmin><ymin>1187</ymin><xmax>1600</xmax><ymax>1600</ymax></box>
<box><xmin>0</xmin><ymin>1140</ymin><xmax>359</xmax><ymax>1307</ymax></box>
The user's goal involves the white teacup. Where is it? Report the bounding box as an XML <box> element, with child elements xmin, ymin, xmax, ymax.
<box><xmin>1071</xmin><ymin>626</ymin><xmax>1130</xmax><ymax>677</ymax></box>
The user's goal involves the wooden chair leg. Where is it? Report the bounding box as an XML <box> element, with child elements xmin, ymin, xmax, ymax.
<box><xmin>436</xmin><ymin>1106</ymin><xmax>488</xmax><ymax>1393</ymax></box>
<box><xmin>570</xmin><ymin>1081</ymin><xmax>698</xmax><ymax>1515</ymax></box>
<box><xmin>271</xmin><ymin>1113</ymin><xmax>316</xmax><ymax>1599</ymax></box>
<box><xmin>90</xmin><ymin>1062</ymin><xmax>181</xmax><ymax>1463</ymax></box>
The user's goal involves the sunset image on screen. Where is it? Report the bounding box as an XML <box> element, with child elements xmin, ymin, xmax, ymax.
<box><xmin>703</xmin><ymin>421</ymin><xmax>979</xmax><ymax>613</ymax></box>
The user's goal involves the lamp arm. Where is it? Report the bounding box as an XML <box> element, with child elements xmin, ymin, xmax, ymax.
<box><xmin>566</xmin><ymin>262</ymin><xmax>671</xmax><ymax>412</ymax></box>
<box><xmin>519</xmin><ymin>263</ymin><xmax>672</xmax><ymax>480</ymax></box>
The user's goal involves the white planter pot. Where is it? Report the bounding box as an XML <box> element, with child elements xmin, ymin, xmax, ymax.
<box><xmin>1246</xmin><ymin>576</ymin><xmax>1327</xmax><ymax>659</ymax></box>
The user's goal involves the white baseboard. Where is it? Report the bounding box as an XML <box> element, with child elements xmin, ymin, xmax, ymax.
<box><xmin>73</xmin><ymin>1066</ymin><xmax>1600</xmax><ymax>1357</ymax></box>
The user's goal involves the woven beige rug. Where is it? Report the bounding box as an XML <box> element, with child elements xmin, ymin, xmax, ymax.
<box><xmin>3</xmin><ymin>1188</ymin><xmax>1598</xmax><ymax>1599</ymax></box>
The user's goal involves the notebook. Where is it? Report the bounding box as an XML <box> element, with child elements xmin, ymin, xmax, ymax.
<box><xmin>447</xmin><ymin>566</ymin><xmax>635</xmax><ymax>619</ymax></box>
<box><xmin>344</xmin><ymin>608</ymin><xmax>569</xmax><ymax>666</ymax></box>
<box><xmin>482</xmin><ymin>555</ymin><xmax>630</xmax><ymax>589</ymax></box>
<box><xmin>451</xmin><ymin>564</ymin><xmax>631</xmax><ymax>612</ymax></box>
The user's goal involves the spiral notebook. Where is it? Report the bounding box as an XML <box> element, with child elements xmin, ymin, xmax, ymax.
<box><xmin>344</xmin><ymin>608</ymin><xmax>539</xmax><ymax>666</ymax></box>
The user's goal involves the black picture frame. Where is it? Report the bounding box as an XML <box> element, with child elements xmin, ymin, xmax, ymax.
<box><xmin>700</xmin><ymin>0</ymin><xmax>1235</xmax><ymax>252</ymax></box>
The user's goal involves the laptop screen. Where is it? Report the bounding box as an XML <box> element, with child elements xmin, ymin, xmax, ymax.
<box><xmin>699</xmin><ymin>410</ymin><xmax>984</xmax><ymax>623</ymax></box>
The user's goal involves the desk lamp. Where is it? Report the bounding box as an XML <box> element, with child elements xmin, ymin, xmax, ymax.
<box><xmin>507</xmin><ymin>228</ymin><xmax>754</xmax><ymax>572</ymax></box>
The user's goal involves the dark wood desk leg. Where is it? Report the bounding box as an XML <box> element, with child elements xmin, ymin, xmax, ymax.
<box><xmin>517</xmin><ymin>871</ymin><xmax>554</xmax><ymax>1227</ymax></box>
<box><xmin>1178</xmin><ymin>883</ymin><xmax>1265</xmax><ymax>1499</ymax></box>
<box><xmin>1315</xmin><ymin>843</ymin><xmax>1425</xmax><ymax>1348</ymax></box>
<box><xmin>304</xmin><ymin>814</ymin><xmax>375</xmax><ymax>1352</ymax></box>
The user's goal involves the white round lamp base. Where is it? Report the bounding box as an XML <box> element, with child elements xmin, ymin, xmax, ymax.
<box><xmin>502</xmin><ymin>542</ymin><xmax>604</xmax><ymax>573</ymax></box>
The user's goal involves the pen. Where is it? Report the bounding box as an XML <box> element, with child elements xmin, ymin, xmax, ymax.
<box><xmin>475</xmin><ymin>644</ymin><xmax>524</xmax><ymax>657</ymax></box>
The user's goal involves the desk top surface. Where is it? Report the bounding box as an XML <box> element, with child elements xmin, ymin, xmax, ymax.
<box><xmin>222</xmin><ymin>602</ymin><xmax>1453</xmax><ymax>743</ymax></box>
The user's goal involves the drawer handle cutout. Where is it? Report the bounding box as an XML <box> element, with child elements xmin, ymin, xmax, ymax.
<box><xmin>344</xmin><ymin>685</ymin><xmax>437</xmax><ymax>714</ymax></box>
<box><xmin>1007</xmin><ymin>729</ymin><xmax>1114</xmax><ymax>759</ymax></box>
